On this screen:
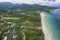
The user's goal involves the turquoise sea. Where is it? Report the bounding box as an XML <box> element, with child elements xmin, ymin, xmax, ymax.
<box><xmin>44</xmin><ymin>9</ymin><xmax>60</xmax><ymax>40</ymax></box>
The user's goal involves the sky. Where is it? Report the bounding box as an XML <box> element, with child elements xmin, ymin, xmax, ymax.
<box><xmin>0</xmin><ymin>0</ymin><xmax>60</xmax><ymax>6</ymax></box>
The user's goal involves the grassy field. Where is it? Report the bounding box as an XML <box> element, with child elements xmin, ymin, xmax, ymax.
<box><xmin>0</xmin><ymin>12</ymin><xmax>44</xmax><ymax>40</ymax></box>
<box><xmin>1</xmin><ymin>17</ymin><xmax>20</xmax><ymax>20</ymax></box>
<box><xmin>15</xmin><ymin>25</ymin><xmax>44</xmax><ymax>40</ymax></box>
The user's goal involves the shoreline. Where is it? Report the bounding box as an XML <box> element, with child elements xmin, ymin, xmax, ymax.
<box><xmin>40</xmin><ymin>12</ymin><xmax>52</xmax><ymax>40</ymax></box>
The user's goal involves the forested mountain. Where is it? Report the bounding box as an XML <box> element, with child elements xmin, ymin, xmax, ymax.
<box><xmin>0</xmin><ymin>2</ymin><xmax>56</xmax><ymax>12</ymax></box>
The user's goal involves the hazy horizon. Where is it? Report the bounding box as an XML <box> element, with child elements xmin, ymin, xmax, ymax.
<box><xmin>0</xmin><ymin>0</ymin><xmax>60</xmax><ymax>6</ymax></box>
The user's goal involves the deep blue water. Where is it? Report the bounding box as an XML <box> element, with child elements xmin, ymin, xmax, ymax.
<box><xmin>44</xmin><ymin>9</ymin><xmax>60</xmax><ymax>40</ymax></box>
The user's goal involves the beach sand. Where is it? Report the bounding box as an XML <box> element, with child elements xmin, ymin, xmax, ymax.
<box><xmin>40</xmin><ymin>12</ymin><xmax>53</xmax><ymax>40</ymax></box>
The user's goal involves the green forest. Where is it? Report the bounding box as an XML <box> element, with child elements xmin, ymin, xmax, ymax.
<box><xmin>0</xmin><ymin>3</ymin><xmax>55</xmax><ymax>40</ymax></box>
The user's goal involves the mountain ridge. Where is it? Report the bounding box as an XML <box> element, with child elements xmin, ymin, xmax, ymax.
<box><xmin>0</xmin><ymin>2</ymin><xmax>56</xmax><ymax>11</ymax></box>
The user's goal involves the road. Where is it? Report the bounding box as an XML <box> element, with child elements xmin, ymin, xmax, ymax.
<box><xmin>22</xmin><ymin>31</ymin><xmax>25</xmax><ymax>40</ymax></box>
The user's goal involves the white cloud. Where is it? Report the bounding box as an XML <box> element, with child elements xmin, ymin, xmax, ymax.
<box><xmin>0</xmin><ymin>0</ymin><xmax>60</xmax><ymax>6</ymax></box>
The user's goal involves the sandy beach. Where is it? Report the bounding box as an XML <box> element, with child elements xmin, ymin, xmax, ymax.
<box><xmin>40</xmin><ymin>12</ymin><xmax>53</xmax><ymax>40</ymax></box>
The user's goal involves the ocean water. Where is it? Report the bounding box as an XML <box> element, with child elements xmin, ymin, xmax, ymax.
<box><xmin>41</xmin><ymin>9</ymin><xmax>60</xmax><ymax>40</ymax></box>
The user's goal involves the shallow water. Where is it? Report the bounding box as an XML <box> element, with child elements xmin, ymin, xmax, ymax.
<box><xmin>41</xmin><ymin>9</ymin><xmax>60</xmax><ymax>40</ymax></box>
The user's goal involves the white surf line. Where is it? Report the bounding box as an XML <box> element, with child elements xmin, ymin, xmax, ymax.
<box><xmin>40</xmin><ymin>12</ymin><xmax>52</xmax><ymax>40</ymax></box>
